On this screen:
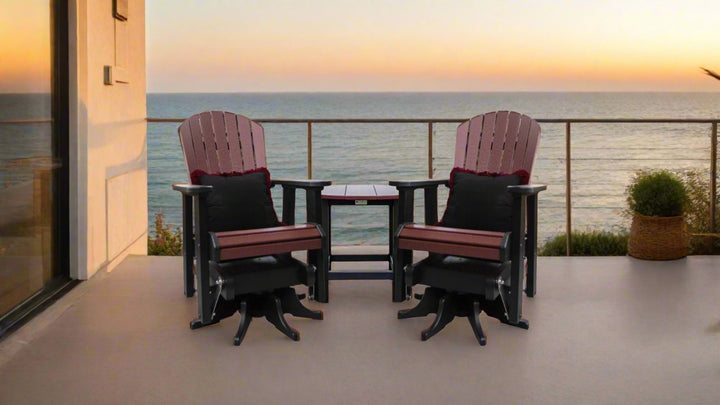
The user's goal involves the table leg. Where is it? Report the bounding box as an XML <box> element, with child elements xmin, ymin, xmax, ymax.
<box><xmin>390</xmin><ymin>200</ymin><xmax>404</xmax><ymax>301</ymax></box>
<box><xmin>316</xmin><ymin>199</ymin><xmax>331</xmax><ymax>303</ymax></box>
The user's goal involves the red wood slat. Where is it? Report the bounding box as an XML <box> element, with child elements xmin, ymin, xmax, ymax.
<box><xmin>499</xmin><ymin>111</ymin><xmax>522</xmax><ymax>174</ymax></box>
<box><xmin>475</xmin><ymin>112</ymin><xmax>498</xmax><ymax>172</ymax></box>
<box><xmin>188</xmin><ymin>114</ymin><xmax>209</xmax><ymax>173</ymax></box>
<box><xmin>223</xmin><ymin>112</ymin><xmax>244</xmax><ymax>172</ymax></box>
<box><xmin>403</xmin><ymin>223</ymin><xmax>503</xmax><ymax>237</ymax></box>
<box><xmin>512</xmin><ymin>115</ymin><xmax>532</xmax><ymax>173</ymax></box>
<box><xmin>178</xmin><ymin>120</ymin><xmax>198</xmax><ymax>176</ymax></box>
<box><xmin>236</xmin><ymin>115</ymin><xmax>255</xmax><ymax>171</ymax></box>
<box><xmin>216</xmin><ymin>225</ymin><xmax>321</xmax><ymax>248</ymax></box>
<box><xmin>211</xmin><ymin>111</ymin><xmax>232</xmax><ymax>173</ymax></box>
<box><xmin>251</xmin><ymin>121</ymin><xmax>267</xmax><ymax>168</ymax></box>
<box><xmin>486</xmin><ymin>111</ymin><xmax>509</xmax><ymax>172</ymax></box>
<box><xmin>199</xmin><ymin>112</ymin><xmax>220</xmax><ymax>174</ymax></box>
<box><xmin>217</xmin><ymin>223</ymin><xmax>317</xmax><ymax>237</ymax></box>
<box><xmin>454</xmin><ymin>121</ymin><xmax>470</xmax><ymax>168</ymax></box>
<box><xmin>398</xmin><ymin>238</ymin><xmax>501</xmax><ymax>261</ymax></box>
<box><xmin>521</xmin><ymin>120</ymin><xmax>541</xmax><ymax>173</ymax></box>
<box><xmin>400</xmin><ymin>225</ymin><xmax>505</xmax><ymax>247</ymax></box>
<box><xmin>220</xmin><ymin>238</ymin><xmax>322</xmax><ymax>261</ymax></box>
<box><xmin>463</xmin><ymin>115</ymin><xmax>484</xmax><ymax>171</ymax></box>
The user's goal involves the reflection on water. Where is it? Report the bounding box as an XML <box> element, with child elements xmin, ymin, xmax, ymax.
<box><xmin>0</xmin><ymin>94</ymin><xmax>55</xmax><ymax>317</ymax></box>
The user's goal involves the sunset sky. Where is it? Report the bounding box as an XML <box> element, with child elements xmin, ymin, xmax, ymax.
<box><xmin>0</xmin><ymin>1</ymin><xmax>51</xmax><ymax>93</ymax></box>
<box><xmin>146</xmin><ymin>0</ymin><xmax>720</xmax><ymax>93</ymax></box>
<box><xmin>1</xmin><ymin>1</ymin><xmax>719</xmax><ymax>93</ymax></box>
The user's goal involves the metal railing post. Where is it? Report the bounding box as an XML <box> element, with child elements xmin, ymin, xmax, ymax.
<box><xmin>307</xmin><ymin>122</ymin><xmax>313</xmax><ymax>179</ymax></box>
<box><xmin>428</xmin><ymin>122</ymin><xmax>434</xmax><ymax>179</ymax></box>
<box><xmin>711</xmin><ymin>122</ymin><xmax>717</xmax><ymax>234</ymax></box>
<box><xmin>566</xmin><ymin>122</ymin><xmax>572</xmax><ymax>256</ymax></box>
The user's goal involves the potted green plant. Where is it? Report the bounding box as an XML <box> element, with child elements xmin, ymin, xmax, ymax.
<box><xmin>626</xmin><ymin>170</ymin><xmax>688</xmax><ymax>260</ymax></box>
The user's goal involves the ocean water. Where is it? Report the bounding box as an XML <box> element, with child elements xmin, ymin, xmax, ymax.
<box><xmin>147</xmin><ymin>92</ymin><xmax>720</xmax><ymax>245</ymax></box>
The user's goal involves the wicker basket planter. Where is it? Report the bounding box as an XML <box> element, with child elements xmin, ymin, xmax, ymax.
<box><xmin>628</xmin><ymin>212</ymin><xmax>687</xmax><ymax>260</ymax></box>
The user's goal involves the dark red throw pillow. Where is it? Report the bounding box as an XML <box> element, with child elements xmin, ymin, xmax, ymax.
<box><xmin>440</xmin><ymin>168</ymin><xmax>529</xmax><ymax>232</ymax></box>
<box><xmin>192</xmin><ymin>168</ymin><xmax>280</xmax><ymax>232</ymax></box>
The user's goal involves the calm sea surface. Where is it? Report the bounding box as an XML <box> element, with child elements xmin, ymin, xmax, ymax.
<box><xmin>148</xmin><ymin>92</ymin><xmax>720</xmax><ymax>245</ymax></box>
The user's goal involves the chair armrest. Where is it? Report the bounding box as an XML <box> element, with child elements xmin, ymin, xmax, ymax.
<box><xmin>507</xmin><ymin>184</ymin><xmax>547</xmax><ymax>196</ymax></box>
<box><xmin>172</xmin><ymin>182</ymin><xmax>213</xmax><ymax>297</ymax></box>
<box><xmin>210</xmin><ymin>224</ymin><xmax>323</xmax><ymax>262</ymax></box>
<box><xmin>390</xmin><ymin>179</ymin><xmax>449</xmax><ymax>226</ymax></box>
<box><xmin>389</xmin><ymin>179</ymin><xmax>449</xmax><ymax>189</ymax></box>
<box><xmin>271</xmin><ymin>179</ymin><xmax>331</xmax><ymax>225</ymax></box>
<box><xmin>508</xmin><ymin>183</ymin><xmax>546</xmax><ymax>298</ymax></box>
<box><xmin>272</xmin><ymin>179</ymin><xmax>331</xmax><ymax>189</ymax></box>
<box><xmin>172</xmin><ymin>183</ymin><xmax>213</xmax><ymax>196</ymax></box>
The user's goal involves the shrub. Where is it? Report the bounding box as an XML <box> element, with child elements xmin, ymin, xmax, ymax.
<box><xmin>626</xmin><ymin>170</ymin><xmax>687</xmax><ymax>217</ymax></box>
<box><xmin>676</xmin><ymin>169</ymin><xmax>720</xmax><ymax>254</ymax></box>
<box><xmin>540</xmin><ymin>230</ymin><xmax>629</xmax><ymax>256</ymax></box>
<box><xmin>148</xmin><ymin>213</ymin><xmax>182</xmax><ymax>256</ymax></box>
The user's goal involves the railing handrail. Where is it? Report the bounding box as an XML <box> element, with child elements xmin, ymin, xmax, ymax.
<box><xmin>0</xmin><ymin>119</ymin><xmax>52</xmax><ymax>124</ymax></box>
<box><xmin>6</xmin><ymin>117</ymin><xmax>718</xmax><ymax>123</ymax></box>
<box><xmin>148</xmin><ymin>117</ymin><xmax>720</xmax><ymax>124</ymax></box>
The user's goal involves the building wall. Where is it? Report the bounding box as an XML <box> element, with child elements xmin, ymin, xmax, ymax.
<box><xmin>69</xmin><ymin>0</ymin><xmax>147</xmax><ymax>279</ymax></box>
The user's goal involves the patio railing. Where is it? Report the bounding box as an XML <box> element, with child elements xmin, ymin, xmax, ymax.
<box><xmin>148</xmin><ymin>117</ymin><xmax>719</xmax><ymax>254</ymax></box>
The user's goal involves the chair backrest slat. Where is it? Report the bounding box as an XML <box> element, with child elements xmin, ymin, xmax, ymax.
<box><xmin>198</xmin><ymin>112</ymin><xmax>220</xmax><ymax>174</ymax></box>
<box><xmin>520</xmin><ymin>120</ymin><xmax>541</xmax><ymax>172</ymax></box>
<box><xmin>178</xmin><ymin>111</ymin><xmax>268</xmax><ymax>179</ymax></box>
<box><xmin>463</xmin><ymin>114</ymin><xmax>485</xmax><ymax>170</ymax></box>
<box><xmin>222</xmin><ymin>112</ymin><xmax>244</xmax><ymax>172</ymax></box>
<box><xmin>498</xmin><ymin>112</ymin><xmax>522</xmax><ymax>173</ymax></box>
<box><xmin>211</xmin><ymin>111</ymin><xmax>232</xmax><ymax>173</ymax></box>
<box><xmin>454</xmin><ymin>111</ymin><xmax>540</xmax><ymax>176</ymax></box>
<box><xmin>236</xmin><ymin>114</ymin><xmax>256</xmax><ymax>171</ymax></box>
<box><xmin>178</xmin><ymin>119</ymin><xmax>199</xmax><ymax>174</ymax></box>
<box><xmin>251</xmin><ymin>120</ymin><xmax>267</xmax><ymax>168</ymax></box>
<box><xmin>485</xmin><ymin>110</ymin><xmax>509</xmax><ymax>172</ymax></box>
<box><xmin>475</xmin><ymin>112</ymin><xmax>498</xmax><ymax>172</ymax></box>
<box><xmin>454</xmin><ymin>121</ymin><xmax>470</xmax><ymax>166</ymax></box>
<box><xmin>187</xmin><ymin>115</ymin><xmax>209</xmax><ymax>173</ymax></box>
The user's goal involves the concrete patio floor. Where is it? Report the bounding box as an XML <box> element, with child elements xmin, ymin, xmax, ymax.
<box><xmin>0</xmin><ymin>252</ymin><xmax>719</xmax><ymax>404</ymax></box>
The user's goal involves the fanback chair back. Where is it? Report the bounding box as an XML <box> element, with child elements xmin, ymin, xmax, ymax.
<box><xmin>178</xmin><ymin>111</ymin><xmax>267</xmax><ymax>178</ymax></box>
<box><xmin>454</xmin><ymin>111</ymin><xmax>541</xmax><ymax>176</ymax></box>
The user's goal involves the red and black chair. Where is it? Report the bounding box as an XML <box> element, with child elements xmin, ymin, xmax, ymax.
<box><xmin>391</xmin><ymin>111</ymin><xmax>545</xmax><ymax>345</ymax></box>
<box><xmin>173</xmin><ymin>111</ymin><xmax>330</xmax><ymax>345</ymax></box>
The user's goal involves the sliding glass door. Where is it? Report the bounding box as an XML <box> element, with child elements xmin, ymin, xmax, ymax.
<box><xmin>0</xmin><ymin>0</ymin><xmax>69</xmax><ymax>334</ymax></box>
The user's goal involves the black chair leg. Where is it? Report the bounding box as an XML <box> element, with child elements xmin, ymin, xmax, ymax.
<box><xmin>276</xmin><ymin>287</ymin><xmax>323</xmax><ymax>320</ymax></box>
<box><xmin>467</xmin><ymin>300</ymin><xmax>487</xmax><ymax>346</ymax></box>
<box><xmin>263</xmin><ymin>294</ymin><xmax>300</xmax><ymax>341</ymax></box>
<box><xmin>421</xmin><ymin>293</ymin><xmax>457</xmax><ymax>341</ymax></box>
<box><xmin>398</xmin><ymin>287</ymin><xmax>444</xmax><ymax>319</ymax></box>
<box><xmin>233</xmin><ymin>301</ymin><xmax>252</xmax><ymax>346</ymax></box>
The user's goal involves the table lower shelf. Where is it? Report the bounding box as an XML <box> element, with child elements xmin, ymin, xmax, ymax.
<box><xmin>330</xmin><ymin>254</ymin><xmax>389</xmax><ymax>262</ymax></box>
<box><xmin>328</xmin><ymin>253</ymin><xmax>392</xmax><ymax>280</ymax></box>
<box><xmin>328</xmin><ymin>271</ymin><xmax>392</xmax><ymax>280</ymax></box>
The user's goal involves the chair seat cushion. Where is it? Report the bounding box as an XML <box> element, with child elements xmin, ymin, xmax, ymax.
<box><xmin>440</xmin><ymin>168</ymin><xmax>528</xmax><ymax>232</ymax></box>
<box><xmin>194</xmin><ymin>168</ymin><xmax>280</xmax><ymax>232</ymax></box>
<box><xmin>412</xmin><ymin>254</ymin><xmax>508</xmax><ymax>297</ymax></box>
<box><xmin>212</xmin><ymin>255</ymin><xmax>308</xmax><ymax>297</ymax></box>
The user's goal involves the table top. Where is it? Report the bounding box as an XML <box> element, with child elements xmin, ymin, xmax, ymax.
<box><xmin>321</xmin><ymin>184</ymin><xmax>398</xmax><ymax>201</ymax></box>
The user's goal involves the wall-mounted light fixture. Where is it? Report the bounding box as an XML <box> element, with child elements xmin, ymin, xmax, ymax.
<box><xmin>113</xmin><ymin>0</ymin><xmax>128</xmax><ymax>21</ymax></box>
